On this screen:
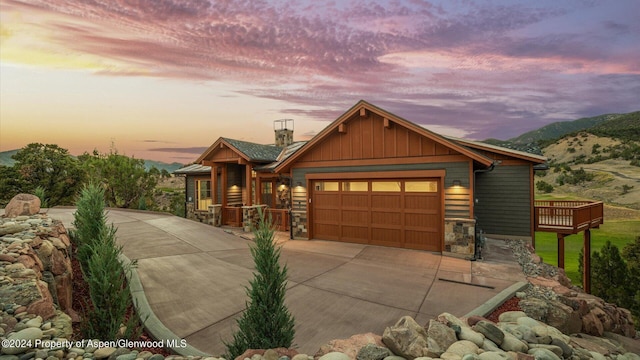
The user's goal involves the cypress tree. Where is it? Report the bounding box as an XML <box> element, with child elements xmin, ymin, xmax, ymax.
<box><xmin>225</xmin><ymin>209</ymin><xmax>295</xmax><ymax>359</ymax></box>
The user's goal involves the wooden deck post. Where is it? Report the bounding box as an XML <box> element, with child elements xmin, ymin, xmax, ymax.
<box><xmin>557</xmin><ymin>233</ymin><xmax>565</xmax><ymax>269</ymax></box>
<box><xmin>583</xmin><ymin>229</ymin><xmax>591</xmax><ymax>293</ymax></box>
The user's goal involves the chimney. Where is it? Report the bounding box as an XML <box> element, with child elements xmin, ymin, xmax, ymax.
<box><xmin>274</xmin><ymin>119</ymin><xmax>294</xmax><ymax>147</ymax></box>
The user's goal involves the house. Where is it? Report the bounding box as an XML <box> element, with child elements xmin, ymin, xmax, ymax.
<box><xmin>175</xmin><ymin>100</ymin><xmax>547</xmax><ymax>258</ymax></box>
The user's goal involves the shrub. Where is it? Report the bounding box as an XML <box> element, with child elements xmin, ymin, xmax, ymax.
<box><xmin>621</xmin><ymin>184</ymin><xmax>634</xmax><ymax>195</ymax></box>
<box><xmin>72</xmin><ymin>183</ymin><xmax>141</xmax><ymax>340</ymax></box>
<box><xmin>536</xmin><ymin>180</ymin><xmax>554</xmax><ymax>193</ymax></box>
<box><xmin>556</xmin><ymin>168</ymin><xmax>595</xmax><ymax>186</ymax></box>
<box><xmin>224</xmin><ymin>210</ymin><xmax>295</xmax><ymax>359</ymax></box>
<box><xmin>34</xmin><ymin>186</ymin><xmax>49</xmax><ymax>208</ymax></box>
<box><xmin>83</xmin><ymin>225</ymin><xmax>141</xmax><ymax>340</ymax></box>
<box><xmin>71</xmin><ymin>184</ymin><xmax>109</xmax><ymax>273</ymax></box>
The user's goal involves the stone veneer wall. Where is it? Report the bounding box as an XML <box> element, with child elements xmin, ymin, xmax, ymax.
<box><xmin>242</xmin><ymin>205</ymin><xmax>268</xmax><ymax>231</ymax></box>
<box><xmin>209</xmin><ymin>204</ymin><xmax>222</xmax><ymax>227</ymax></box>
<box><xmin>444</xmin><ymin>218</ymin><xmax>475</xmax><ymax>258</ymax></box>
<box><xmin>291</xmin><ymin>210</ymin><xmax>308</xmax><ymax>239</ymax></box>
<box><xmin>0</xmin><ymin>213</ymin><xmax>75</xmax><ymax>332</ymax></box>
<box><xmin>186</xmin><ymin>203</ymin><xmax>223</xmax><ymax>226</ymax></box>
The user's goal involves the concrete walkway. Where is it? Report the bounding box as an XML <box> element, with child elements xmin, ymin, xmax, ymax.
<box><xmin>44</xmin><ymin>208</ymin><xmax>526</xmax><ymax>356</ymax></box>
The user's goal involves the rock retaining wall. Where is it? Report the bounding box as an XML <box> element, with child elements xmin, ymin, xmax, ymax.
<box><xmin>507</xmin><ymin>240</ymin><xmax>637</xmax><ymax>339</ymax></box>
<box><xmin>1</xmin><ymin>214</ymin><xmax>75</xmax><ymax>321</ymax></box>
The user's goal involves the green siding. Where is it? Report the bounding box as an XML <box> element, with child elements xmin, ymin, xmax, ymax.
<box><xmin>475</xmin><ymin>165</ymin><xmax>532</xmax><ymax>237</ymax></box>
<box><xmin>292</xmin><ymin>162</ymin><xmax>471</xmax><ymax>218</ymax></box>
<box><xmin>186</xmin><ymin>175</ymin><xmax>196</xmax><ymax>204</ymax></box>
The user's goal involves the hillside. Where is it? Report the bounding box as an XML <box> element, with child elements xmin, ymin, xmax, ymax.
<box><xmin>0</xmin><ymin>148</ymin><xmax>184</xmax><ymax>173</ymax></box>
<box><xmin>508</xmin><ymin>113</ymin><xmax>624</xmax><ymax>144</ymax></box>
<box><xmin>0</xmin><ymin>149</ymin><xmax>18</xmax><ymax>167</ymax></box>
<box><xmin>589</xmin><ymin>111</ymin><xmax>640</xmax><ymax>141</ymax></box>
<box><xmin>143</xmin><ymin>160</ymin><xmax>184</xmax><ymax>173</ymax></box>
<box><xmin>536</xmin><ymin>132</ymin><xmax>640</xmax><ymax>209</ymax></box>
<box><xmin>480</xmin><ymin>110</ymin><xmax>640</xmax><ymax>209</ymax></box>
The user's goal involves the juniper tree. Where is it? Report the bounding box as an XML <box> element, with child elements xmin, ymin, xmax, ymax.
<box><xmin>225</xmin><ymin>210</ymin><xmax>295</xmax><ymax>359</ymax></box>
<box><xmin>591</xmin><ymin>241</ymin><xmax>630</xmax><ymax>309</ymax></box>
<box><xmin>71</xmin><ymin>183</ymin><xmax>141</xmax><ymax>340</ymax></box>
<box><xmin>71</xmin><ymin>183</ymin><xmax>109</xmax><ymax>274</ymax></box>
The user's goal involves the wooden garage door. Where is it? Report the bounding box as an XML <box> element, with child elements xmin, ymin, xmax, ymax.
<box><xmin>312</xmin><ymin>179</ymin><xmax>441</xmax><ymax>251</ymax></box>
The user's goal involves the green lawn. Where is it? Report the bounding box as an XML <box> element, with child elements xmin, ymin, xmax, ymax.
<box><xmin>534</xmin><ymin>220</ymin><xmax>640</xmax><ymax>284</ymax></box>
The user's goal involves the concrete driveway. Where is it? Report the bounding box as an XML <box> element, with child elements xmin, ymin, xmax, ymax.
<box><xmin>45</xmin><ymin>208</ymin><xmax>526</xmax><ymax>356</ymax></box>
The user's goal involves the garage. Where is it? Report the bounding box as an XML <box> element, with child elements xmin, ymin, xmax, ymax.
<box><xmin>311</xmin><ymin>178</ymin><xmax>442</xmax><ymax>251</ymax></box>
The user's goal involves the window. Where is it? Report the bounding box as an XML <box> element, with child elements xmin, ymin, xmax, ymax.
<box><xmin>342</xmin><ymin>181</ymin><xmax>368</xmax><ymax>191</ymax></box>
<box><xmin>196</xmin><ymin>180</ymin><xmax>212</xmax><ymax>210</ymax></box>
<box><xmin>315</xmin><ymin>181</ymin><xmax>339</xmax><ymax>191</ymax></box>
<box><xmin>405</xmin><ymin>181</ymin><xmax>438</xmax><ymax>192</ymax></box>
<box><xmin>372</xmin><ymin>181</ymin><xmax>401</xmax><ymax>192</ymax></box>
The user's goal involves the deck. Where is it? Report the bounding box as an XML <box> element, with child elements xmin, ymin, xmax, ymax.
<box><xmin>534</xmin><ymin>200</ymin><xmax>604</xmax><ymax>234</ymax></box>
<box><xmin>533</xmin><ymin>200</ymin><xmax>604</xmax><ymax>293</ymax></box>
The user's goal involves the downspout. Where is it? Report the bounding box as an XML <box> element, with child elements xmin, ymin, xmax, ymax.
<box><xmin>471</xmin><ymin>162</ymin><xmax>497</xmax><ymax>260</ymax></box>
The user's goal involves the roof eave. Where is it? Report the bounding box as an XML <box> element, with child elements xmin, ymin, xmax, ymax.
<box><xmin>450</xmin><ymin>137</ymin><xmax>547</xmax><ymax>164</ymax></box>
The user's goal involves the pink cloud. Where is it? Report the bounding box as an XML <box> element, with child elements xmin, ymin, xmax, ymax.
<box><xmin>3</xmin><ymin>0</ymin><xmax>639</xmax><ymax>141</ymax></box>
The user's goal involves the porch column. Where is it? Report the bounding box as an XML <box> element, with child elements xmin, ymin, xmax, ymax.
<box><xmin>557</xmin><ymin>233</ymin><xmax>565</xmax><ymax>269</ymax></box>
<box><xmin>211</xmin><ymin>165</ymin><xmax>218</xmax><ymax>204</ymax></box>
<box><xmin>221</xmin><ymin>164</ymin><xmax>227</xmax><ymax>207</ymax></box>
<box><xmin>245</xmin><ymin>164</ymin><xmax>253</xmax><ymax>206</ymax></box>
<box><xmin>256</xmin><ymin>175</ymin><xmax>262</xmax><ymax>205</ymax></box>
<box><xmin>583</xmin><ymin>229</ymin><xmax>591</xmax><ymax>293</ymax></box>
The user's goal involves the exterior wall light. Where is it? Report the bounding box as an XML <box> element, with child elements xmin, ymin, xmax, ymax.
<box><xmin>452</xmin><ymin>180</ymin><xmax>461</xmax><ymax>187</ymax></box>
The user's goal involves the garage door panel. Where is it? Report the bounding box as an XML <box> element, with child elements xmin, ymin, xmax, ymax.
<box><xmin>405</xmin><ymin>230</ymin><xmax>440</xmax><ymax>251</ymax></box>
<box><xmin>405</xmin><ymin>213</ymin><xmax>439</xmax><ymax>227</ymax></box>
<box><xmin>405</xmin><ymin>195</ymin><xmax>439</xmax><ymax>209</ymax></box>
<box><xmin>315</xmin><ymin>224</ymin><xmax>340</xmax><ymax>240</ymax></box>
<box><xmin>342</xmin><ymin>194</ymin><xmax>369</xmax><ymax>207</ymax></box>
<box><xmin>372</xmin><ymin>211</ymin><xmax>401</xmax><ymax>225</ymax></box>
<box><xmin>342</xmin><ymin>209</ymin><xmax>368</xmax><ymax>223</ymax></box>
<box><xmin>315</xmin><ymin>209</ymin><xmax>340</xmax><ymax>223</ymax></box>
<box><xmin>341</xmin><ymin>225</ymin><xmax>369</xmax><ymax>243</ymax></box>
<box><xmin>371</xmin><ymin>195</ymin><xmax>401</xmax><ymax>208</ymax></box>
<box><xmin>370</xmin><ymin>227</ymin><xmax>401</xmax><ymax>244</ymax></box>
<box><xmin>315</xmin><ymin>193</ymin><xmax>340</xmax><ymax>207</ymax></box>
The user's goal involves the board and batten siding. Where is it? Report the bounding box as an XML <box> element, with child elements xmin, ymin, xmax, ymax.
<box><xmin>474</xmin><ymin>165</ymin><xmax>532</xmax><ymax>237</ymax></box>
<box><xmin>292</xmin><ymin>162</ymin><xmax>471</xmax><ymax>218</ymax></box>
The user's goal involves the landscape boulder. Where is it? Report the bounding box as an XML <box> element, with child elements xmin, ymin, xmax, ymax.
<box><xmin>382</xmin><ymin>316</ymin><xmax>429</xmax><ymax>360</ymax></box>
<box><xmin>3</xmin><ymin>194</ymin><xmax>41</xmax><ymax>218</ymax></box>
<box><xmin>315</xmin><ymin>333</ymin><xmax>384</xmax><ymax>360</ymax></box>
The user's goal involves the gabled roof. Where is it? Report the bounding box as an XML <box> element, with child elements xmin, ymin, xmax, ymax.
<box><xmin>447</xmin><ymin>136</ymin><xmax>547</xmax><ymax>164</ymax></box>
<box><xmin>254</xmin><ymin>141</ymin><xmax>307</xmax><ymax>172</ymax></box>
<box><xmin>275</xmin><ymin>100</ymin><xmax>495</xmax><ymax>172</ymax></box>
<box><xmin>196</xmin><ymin>137</ymin><xmax>283</xmax><ymax>164</ymax></box>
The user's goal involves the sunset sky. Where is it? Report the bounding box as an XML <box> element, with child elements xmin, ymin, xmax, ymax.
<box><xmin>1</xmin><ymin>0</ymin><xmax>639</xmax><ymax>164</ymax></box>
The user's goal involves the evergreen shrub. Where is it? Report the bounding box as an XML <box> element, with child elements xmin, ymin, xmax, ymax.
<box><xmin>224</xmin><ymin>209</ymin><xmax>295</xmax><ymax>359</ymax></box>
